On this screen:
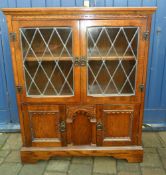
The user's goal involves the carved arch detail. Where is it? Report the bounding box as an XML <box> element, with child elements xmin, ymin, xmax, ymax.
<box><xmin>66</xmin><ymin>105</ymin><xmax>96</xmax><ymax>123</ymax></box>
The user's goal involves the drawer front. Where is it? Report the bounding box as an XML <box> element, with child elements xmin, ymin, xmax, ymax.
<box><xmin>96</xmin><ymin>104</ymin><xmax>140</xmax><ymax>146</ymax></box>
<box><xmin>22</xmin><ymin>104</ymin><xmax>66</xmax><ymax>147</ymax></box>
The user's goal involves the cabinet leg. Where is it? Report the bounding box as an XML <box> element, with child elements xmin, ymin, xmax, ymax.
<box><xmin>112</xmin><ymin>152</ymin><xmax>143</xmax><ymax>163</ymax></box>
<box><xmin>126</xmin><ymin>154</ymin><xmax>143</xmax><ymax>163</ymax></box>
<box><xmin>21</xmin><ymin>151</ymin><xmax>41</xmax><ymax>164</ymax></box>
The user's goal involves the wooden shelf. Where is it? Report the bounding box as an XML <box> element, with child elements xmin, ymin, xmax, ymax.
<box><xmin>25</xmin><ymin>55</ymin><xmax>135</xmax><ymax>61</ymax></box>
<box><xmin>88</xmin><ymin>56</ymin><xmax>135</xmax><ymax>61</ymax></box>
<box><xmin>25</xmin><ymin>56</ymin><xmax>73</xmax><ymax>61</ymax></box>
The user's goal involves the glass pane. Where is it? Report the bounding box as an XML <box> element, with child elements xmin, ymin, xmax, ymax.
<box><xmin>20</xmin><ymin>27</ymin><xmax>74</xmax><ymax>96</ymax></box>
<box><xmin>87</xmin><ymin>27</ymin><xmax>138</xmax><ymax>96</ymax></box>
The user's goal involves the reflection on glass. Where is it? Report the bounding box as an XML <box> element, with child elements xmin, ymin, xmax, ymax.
<box><xmin>20</xmin><ymin>27</ymin><xmax>74</xmax><ymax>96</ymax></box>
<box><xmin>87</xmin><ymin>27</ymin><xmax>138</xmax><ymax>96</ymax></box>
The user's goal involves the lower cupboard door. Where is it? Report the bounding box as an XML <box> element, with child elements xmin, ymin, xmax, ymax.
<box><xmin>22</xmin><ymin>105</ymin><xmax>66</xmax><ymax>147</ymax></box>
<box><xmin>96</xmin><ymin>104</ymin><xmax>140</xmax><ymax>146</ymax></box>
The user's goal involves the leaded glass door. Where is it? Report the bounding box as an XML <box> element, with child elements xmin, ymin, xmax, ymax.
<box><xmin>80</xmin><ymin>20</ymin><xmax>146</xmax><ymax>103</ymax></box>
<box><xmin>13</xmin><ymin>20</ymin><xmax>80</xmax><ymax>103</ymax></box>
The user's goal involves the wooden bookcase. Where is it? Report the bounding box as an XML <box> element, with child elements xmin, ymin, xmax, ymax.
<box><xmin>2</xmin><ymin>7</ymin><xmax>156</xmax><ymax>163</ymax></box>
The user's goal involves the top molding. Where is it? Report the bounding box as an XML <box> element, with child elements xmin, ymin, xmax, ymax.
<box><xmin>2</xmin><ymin>7</ymin><xmax>157</xmax><ymax>16</ymax></box>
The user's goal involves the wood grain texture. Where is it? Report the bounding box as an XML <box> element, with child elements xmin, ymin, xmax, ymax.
<box><xmin>2</xmin><ymin>7</ymin><xmax>157</xmax><ymax>16</ymax></box>
<box><xmin>66</xmin><ymin>105</ymin><xmax>96</xmax><ymax>146</ymax></box>
<box><xmin>20</xmin><ymin>146</ymin><xmax>143</xmax><ymax>163</ymax></box>
<box><xmin>0</xmin><ymin>0</ymin><xmax>164</xmax><ymax>144</ymax></box>
<box><xmin>97</xmin><ymin>104</ymin><xmax>140</xmax><ymax>146</ymax></box>
<box><xmin>11</xmin><ymin>20</ymin><xmax>81</xmax><ymax>103</ymax></box>
<box><xmin>2</xmin><ymin>7</ymin><xmax>155</xmax><ymax>163</ymax></box>
<box><xmin>80</xmin><ymin>19</ymin><xmax>147</xmax><ymax>104</ymax></box>
<box><xmin>22</xmin><ymin>104</ymin><xmax>66</xmax><ymax>147</ymax></box>
<box><xmin>71</xmin><ymin>112</ymin><xmax>93</xmax><ymax>145</ymax></box>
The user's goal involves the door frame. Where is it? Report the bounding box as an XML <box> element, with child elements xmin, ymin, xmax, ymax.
<box><xmin>80</xmin><ymin>19</ymin><xmax>147</xmax><ymax>104</ymax></box>
<box><xmin>12</xmin><ymin>20</ymin><xmax>81</xmax><ymax>103</ymax></box>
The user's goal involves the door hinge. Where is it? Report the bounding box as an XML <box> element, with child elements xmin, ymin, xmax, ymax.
<box><xmin>9</xmin><ymin>32</ymin><xmax>16</xmax><ymax>41</ymax></box>
<box><xmin>139</xmin><ymin>84</ymin><xmax>144</xmax><ymax>92</ymax></box>
<box><xmin>16</xmin><ymin>86</ymin><xmax>22</xmax><ymax>94</ymax></box>
<box><xmin>59</xmin><ymin>121</ymin><xmax>66</xmax><ymax>132</ymax></box>
<box><xmin>143</xmin><ymin>31</ymin><xmax>149</xmax><ymax>40</ymax></box>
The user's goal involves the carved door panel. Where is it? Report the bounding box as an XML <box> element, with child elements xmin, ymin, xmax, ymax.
<box><xmin>96</xmin><ymin>104</ymin><xmax>140</xmax><ymax>146</ymax></box>
<box><xmin>66</xmin><ymin>105</ymin><xmax>97</xmax><ymax>146</ymax></box>
<box><xmin>22</xmin><ymin>105</ymin><xmax>66</xmax><ymax>147</ymax></box>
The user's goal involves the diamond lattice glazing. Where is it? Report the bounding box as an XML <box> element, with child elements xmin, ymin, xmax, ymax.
<box><xmin>87</xmin><ymin>27</ymin><xmax>139</xmax><ymax>96</ymax></box>
<box><xmin>20</xmin><ymin>27</ymin><xmax>74</xmax><ymax>96</ymax></box>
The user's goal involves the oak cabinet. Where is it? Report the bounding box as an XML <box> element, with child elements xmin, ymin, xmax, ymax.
<box><xmin>2</xmin><ymin>7</ymin><xmax>156</xmax><ymax>163</ymax></box>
